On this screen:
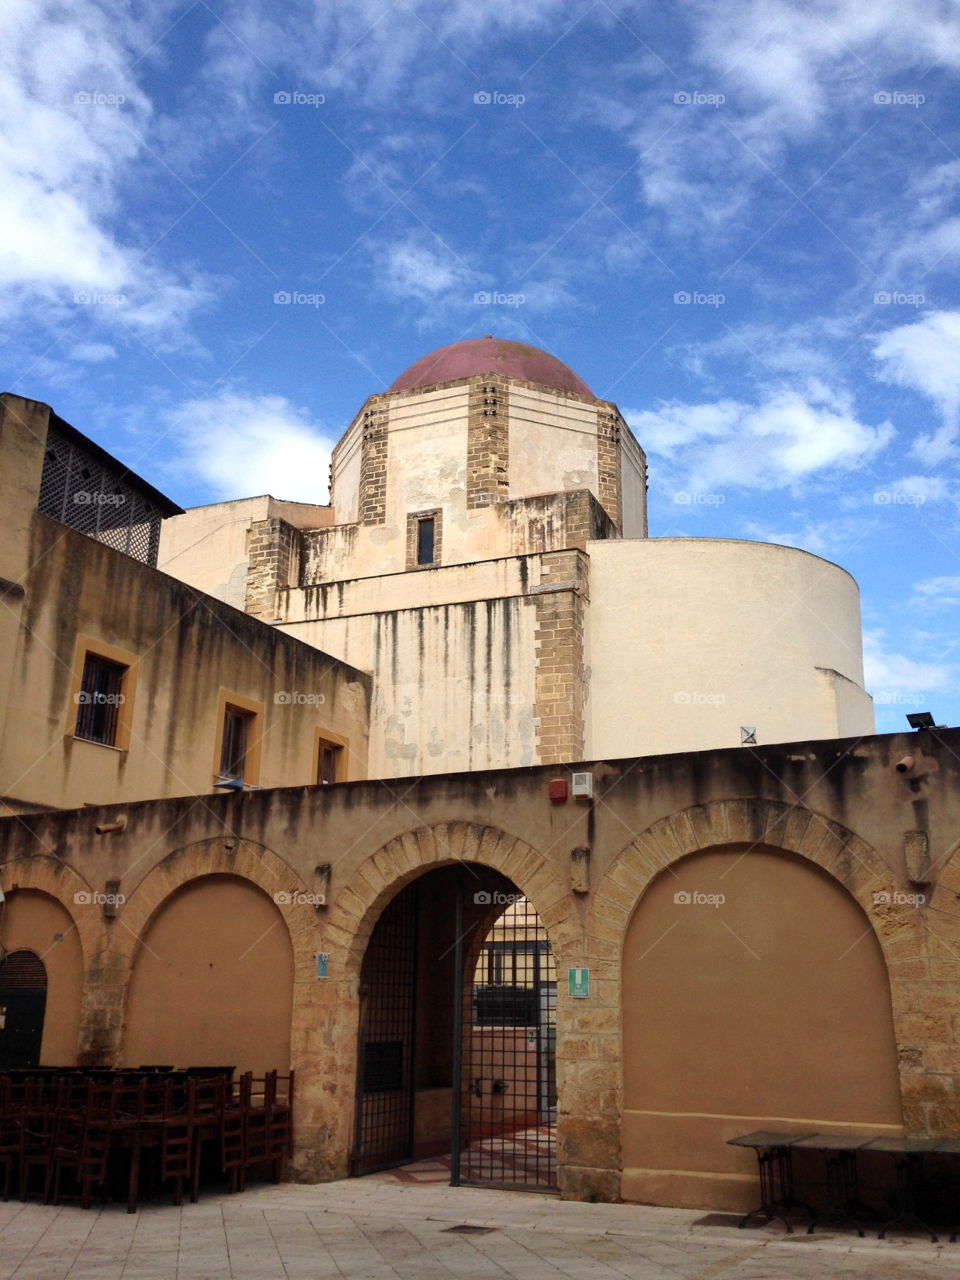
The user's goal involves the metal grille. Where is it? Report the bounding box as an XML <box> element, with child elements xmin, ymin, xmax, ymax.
<box><xmin>75</xmin><ymin>653</ymin><xmax>125</xmax><ymax>745</ymax></box>
<box><xmin>457</xmin><ymin>895</ymin><xmax>557</xmax><ymax>1190</ymax></box>
<box><xmin>353</xmin><ymin>881</ymin><xmax>419</xmax><ymax>1173</ymax></box>
<box><xmin>37</xmin><ymin>428</ymin><xmax>164</xmax><ymax>565</ymax></box>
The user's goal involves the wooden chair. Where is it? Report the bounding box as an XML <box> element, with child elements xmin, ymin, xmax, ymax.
<box><xmin>220</xmin><ymin>1072</ymin><xmax>251</xmax><ymax>1193</ymax></box>
<box><xmin>265</xmin><ymin>1071</ymin><xmax>295</xmax><ymax>1182</ymax></box>
<box><xmin>48</xmin><ymin>1089</ymin><xmax>114</xmax><ymax>1210</ymax></box>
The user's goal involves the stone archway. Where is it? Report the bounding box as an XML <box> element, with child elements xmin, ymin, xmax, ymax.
<box><xmin>586</xmin><ymin>798</ymin><xmax>927</xmax><ymax>1206</ymax></box>
<box><xmin>299</xmin><ymin>822</ymin><xmax>583</xmax><ymax>1188</ymax></box>
<box><xmin>0</xmin><ymin>857</ymin><xmax>93</xmax><ymax>1064</ymax></box>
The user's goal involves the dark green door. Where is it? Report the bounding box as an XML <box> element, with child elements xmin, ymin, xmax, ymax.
<box><xmin>0</xmin><ymin>951</ymin><xmax>47</xmax><ymax>1069</ymax></box>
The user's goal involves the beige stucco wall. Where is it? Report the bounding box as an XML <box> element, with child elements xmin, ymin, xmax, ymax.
<box><xmin>0</xmin><ymin>398</ymin><xmax>371</xmax><ymax>813</ymax></box>
<box><xmin>621</xmin><ymin>846</ymin><xmax>902</xmax><ymax>1209</ymax></box>
<box><xmin>619</xmin><ymin>429</ymin><xmax>647</xmax><ymax>539</ymax></box>
<box><xmin>585</xmin><ymin>538</ymin><xmax>875</xmax><ymax>758</ymax></box>
<box><xmin>158</xmin><ymin>496</ymin><xmax>333</xmax><ymax>607</ymax></box>
<box><xmin>508</xmin><ymin>387</ymin><xmax>598</xmax><ymax>500</ymax></box>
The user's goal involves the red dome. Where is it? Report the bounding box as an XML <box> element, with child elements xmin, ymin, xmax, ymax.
<box><xmin>389</xmin><ymin>337</ymin><xmax>594</xmax><ymax>397</ymax></box>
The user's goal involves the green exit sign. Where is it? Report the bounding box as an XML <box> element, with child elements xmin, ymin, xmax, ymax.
<box><xmin>568</xmin><ymin>967</ymin><xmax>590</xmax><ymax>998</ymax></box>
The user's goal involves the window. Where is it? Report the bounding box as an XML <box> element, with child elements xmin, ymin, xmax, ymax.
<box><xmin>317</xmin><ymin>739</ymin><xmax>342</xmax><ymax>785</ymax></box>
<box><xmin>219</xmin><ymin>706</ymin><xmax>253</xmax><ymax>781</ymax></box>
<box><xmin>416</xmin><ymin>517</ymin><xmax>435</xmax><ymax>566</ymax></box>
<box><xmin>75</xmin><ymin>653</ymin><xmax>127</xmax><ymax>746</ymax></box>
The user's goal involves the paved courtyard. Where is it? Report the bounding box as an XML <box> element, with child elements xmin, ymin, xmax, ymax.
<box><xmin>1</xmin><ymin>1172</ymin><xmax>958</xmax><ymax>1280</ymax></box>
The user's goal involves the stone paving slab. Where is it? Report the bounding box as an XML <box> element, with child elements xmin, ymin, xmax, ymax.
<box><xmin>1</xmin><ymin>1175</ymin><xmax>959</xmax><ymax>1279</ymax></box>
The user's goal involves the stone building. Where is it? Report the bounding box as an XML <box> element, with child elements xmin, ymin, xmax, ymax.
<box><xmin>0</xmin><ymin>394</ymin><xmax>370</xmax><ymax>815</ymax></box>
<box><xmin>1</xmin><ymin>342</ymin><xmax>951</xmax><ymax>1215</ymax></box>
<box><xmin>159</xmin><ymin>337</ymin><xmax>875</xmax><ymax>776</ymax></box>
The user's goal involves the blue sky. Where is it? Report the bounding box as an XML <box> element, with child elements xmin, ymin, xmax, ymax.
<box><xmin>3</xmin><ymin>0</ymin><xmax>959</xmax><ymax>732</ymax></box>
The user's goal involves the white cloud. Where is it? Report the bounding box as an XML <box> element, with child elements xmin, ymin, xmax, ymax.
<box><xmin>862</xmin><ymin>628</ymin><xmax>953</xmax><ymax>704</ymax></box>
<box><xmin>873</xmin><ymin>310</ymin><xmax>960</xmax><ymax>463</ymax></box>
<box><xmin>911</xmin><ymin>576</ymin><xmax>960</xmax><ymax>610</ymax></box>
<box><xmin>0</xmin><ymin>0</ymin><xmax>213</xmax><ymax>337</ymax></box>
<box><xmin>382</xmin><ymin>235</ymin><xmax>477</xmax><ymax>303</ymax></box>
<box><xmin>68</xmin><ymin>342</ymin><xmax>117</xmax><ymax>363</ymax></box>
<box><xmin>163</xmin><ymin>390</ymin><xmax>336</xmax><ymax>504</ymax></box>
<box><xmin>627</xmin><ymin>389</ymin><xmax>893</xmax><ymax>491</ymax></box>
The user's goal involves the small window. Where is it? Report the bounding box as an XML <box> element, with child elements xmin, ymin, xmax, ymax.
<box><xmin>219</xmin><ymin>706</ymin><xmax>253</xmax><ymax>781</ymax></box>
<box><xmin>75</xmin><ymin>654</ymin><xmax>127</xmax><ymax>746</ymax></box>
<box><xmin>416</xmin><ymin>517</ymin><xmax>435</xmax><ymax>566</ymax></box>
<box><xmin>317</xmin><ymin>740</ymin><xmax>341</xmax><ymax>785</ymax></box>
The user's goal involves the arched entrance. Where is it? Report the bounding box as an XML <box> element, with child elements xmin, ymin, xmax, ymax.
<box><xmin>353</xmin><ymin>864</ymin><xmax>557</xmax><ymax>1189</ymax></box>
<box><xmin>0</xmin><ymin>950</ymin><xmax>48</xmax><ymax>1069</ymax></box>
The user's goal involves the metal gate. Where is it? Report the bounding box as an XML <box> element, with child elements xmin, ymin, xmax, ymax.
<box><xmin>455</xmin><ymin>894</ymin><xmax>557</xmax><ymax>1190</ymax></box>
<box><xmin>0</xmin><ymin>951</ymin><xmax>48</xmax><ymax>1070</ymax></box>
<box><xmin>352</xmin><ymin>874</ymin><xmax>557</xmax><ymax>1190</ymax></box>
<box><xmin>352</xmin><ymin>882</ymin><xmax>419</xmax><ymax>1173</ymax></box>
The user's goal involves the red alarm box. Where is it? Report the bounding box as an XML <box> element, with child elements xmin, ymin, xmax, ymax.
<box><xmin>548</xmin><ymin>777</ymin><xmax>568</xmax><ymax>803</ymax></box>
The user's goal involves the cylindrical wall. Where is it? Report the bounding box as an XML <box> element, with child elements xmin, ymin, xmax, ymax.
<box><xmin>585</xmin><ymin>537</ymin><xmax>875</xmax><ymax>758</ymax></box>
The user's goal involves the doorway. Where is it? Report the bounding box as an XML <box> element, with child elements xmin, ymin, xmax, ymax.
<box><xmin>0</xmin><ymin>950</ymin><xmax>48</xmax><ymax>1070</ymax></box>
<box><xmin>353</xmin><ymin>865</ymin><xmax>557</xmax><ymax>1190</ymax></box>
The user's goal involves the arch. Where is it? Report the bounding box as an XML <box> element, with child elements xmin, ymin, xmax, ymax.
<box><xmin>118</xmin><ymin>837</ymin><xmax>318</xmax><ymax>972</ymax></box>
<box><xmin>291</xmin><ymin>822</ymin><xmax>577</xmax><ymax>1186</ymax></box>
<box><xmin>324</xmin><ymin>822</ymin><xmax>579</xmax><ymax>979</ymax></box>
<box><xmin>0</xmin><ymin>855</ymin><xmax>95</xmax><ymax>968</ymax></box>
<box><xmin>619</xmin><ymin>844</ymin><xmax>902</xmax><ymax>1209</ymax></box>
<box><xmin>123</xmin><ymin>872</ymin><xmax>295</xmax><ymax>1073</ymax></box>
<box><xmin>0</xmin><ymin>887</ymin><xmax>84</xmax><ymax>1064</ymax></box>
<box><xmin>588</xmin><ymin>798</ymin><xmax>922</xmax><ymax>970</ymax></box>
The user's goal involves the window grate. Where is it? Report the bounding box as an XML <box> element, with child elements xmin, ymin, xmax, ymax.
<box><xmin>38</xmin><ymin>428</ymin><xmax>164</xmax><ymax>565</ymax></box>
<box><xmin>75</xmin><ymin>653</ymin><xmax>126</xmax><ymax>746</ymax></box>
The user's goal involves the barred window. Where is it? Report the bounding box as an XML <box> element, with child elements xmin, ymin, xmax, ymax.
<box><xmin>75</xmin><ymin>653</ymin><xmax>127</xmax><ymax>746</ymax></box>
<box><xmin>219</xmin><ymin>706</ymin><xmax>253</xmax><ymax>781</ymax></box>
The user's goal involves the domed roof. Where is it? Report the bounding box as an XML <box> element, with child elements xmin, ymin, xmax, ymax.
<box><xmin>389</xmin><ymin>336</ymin><xmax>594</xmax><ymax>397</ymax></box>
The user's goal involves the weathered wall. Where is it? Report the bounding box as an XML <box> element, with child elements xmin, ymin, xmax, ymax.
<box><xmin>585</xmin><ymin>537</ymin><xmax>875</xmax><ymax>759</ymax></box>
<box><xmin>280</xmin><ymin>598</ymin><xmax>539</xmax><ymax>776</ymax></box>
<box><xmin>1</xmin><ymin>727</ymin><xmax>957</xmax><ymax>1208</ymax></box>
<box><xmin>158</xmin><ymin>496</ymin><xmax>334</xmax><ymax>608</ymax></box>
<box><xmin>0</xmin><ymin>402</ymin><xmax>371</xmax><ymax>813</ymax></box>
